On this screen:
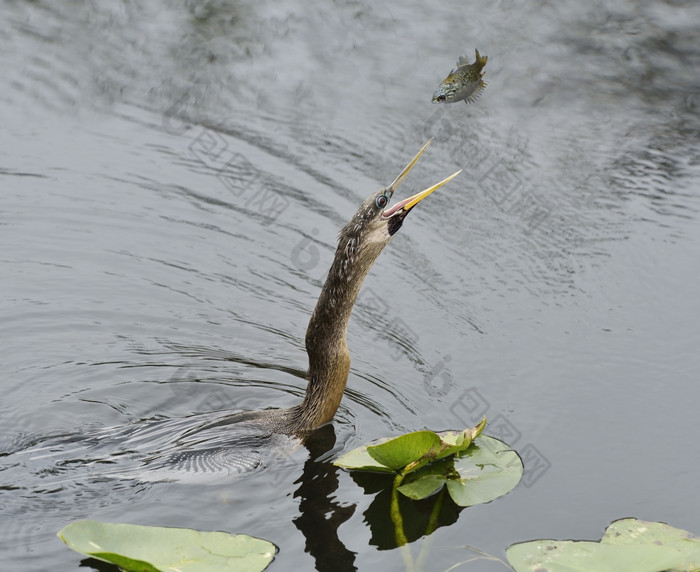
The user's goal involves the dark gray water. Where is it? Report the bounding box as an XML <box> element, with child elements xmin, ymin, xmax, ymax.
<box><xmin>2</xmin><ymin>1</ymin><xmax>699</xmax><ymax>570</ymax></box>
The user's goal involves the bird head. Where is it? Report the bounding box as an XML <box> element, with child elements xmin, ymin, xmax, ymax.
<box><xmin>339</xmin><ymin>139</ymin><xmax>461</xmax><ymax>257</ymax></box>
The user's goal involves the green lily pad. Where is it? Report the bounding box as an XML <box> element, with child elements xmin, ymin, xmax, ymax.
<box><xmin>507</xmin><ymin>539</ymin><xmax>684</xmax><ymax>572</ymax></box>
<box><xmin>372</xmin><ymin>434</ymin><xmax>521</xmax><ymax>506</ymax></box>
<box><xmin>507</xmin><ymin>518</ymin><xmax>700</xmax><ymax>572</ymax></box>
<box><xmin>397</xmin><ymin>474</ymin><xmax>449</xmax><ymax>500</ymax></box>
<box><xmin>334</xmin><ymin>419</ymin><xmax>487</xmax><ymax>474</ymax></box>
<box><xmin>446</xmin><ymin>435</ymin><xmax>523</xmax><ymax>507</ymax></box>
<box><xmin>442</xmin><ymin>417</ymin><xmax>487</xmax><ymax>446</ymax></box>
<box><xmin>333</xmin><ymin>438</ymin><xmax>396</xmax><ymax>473</ymax></box>
<box><xmin>333</xmin><ymin>421</ymin><xmax>520</xmax><ymax>507</ymax></box>
<box><xmin>602</xmin><ymin>519</ymin><xmax>700</xmax><ymax>571</ymax></box>
<box><xmin>58</xmin><ymin>520</ymin><xmax>276</xmax><ymax>572</ymax></box>
<box><xmin>367</xmin><ymin>431</ymin><xmax>443</xmax><ymax>470</ymax></box>
<box><xmin>395</xmin><ymin>456</ymin><xmax>456</xmax><ymax>500</ymax></box>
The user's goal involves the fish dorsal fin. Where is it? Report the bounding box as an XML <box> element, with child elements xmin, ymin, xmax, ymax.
<box><xmin>456</xmin><ymin>55</ymin><xmax>470</xmax><ymax>67</ymax></box>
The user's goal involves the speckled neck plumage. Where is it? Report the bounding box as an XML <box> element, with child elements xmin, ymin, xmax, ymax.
<box><xmin>287</xmin><ymin>218</ymin><xmax>390</xmax><ymax>434</ymax></box>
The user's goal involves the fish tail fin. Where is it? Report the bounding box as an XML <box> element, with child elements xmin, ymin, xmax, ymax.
<box><xmin>474</xmin><ymin>49</ymin><xmax>488</xmax><ymax>68</ymax></box>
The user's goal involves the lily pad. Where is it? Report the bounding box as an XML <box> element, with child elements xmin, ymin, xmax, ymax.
<box><xmin>58</xmin><ymin>520</ymin><xmax>277</xmax><ymax>572</ymax></box>
<box><xmin>446</xmin><ymin>435</ymin><xmax>523</xmax><ymax>507</ymax></box>
<box><xmin>507</xmin><ymin>518</ymin><xmax>700</xmax><ymax>572</ymax></box>
<box><xmin>398</xmin><ymin>473</ymin><xmax>450</xmax><ymax>500</ymax></box>
<box><xmin>507</xmin><ymin>539</ymin><xmax>683</xmax><ymax>572</ymax></box>
<box><xmin>441</xmin><ymin>417</ymin><xmax>487</xmax><ymax>447</ymax></box>
<box><xmin>367</xmin><ymin>431</ymin><xmax>443</xmax><ymax>470</ymax></box>
<box><xmin>334</xmin><ymin>419</ymin><xmax>487</xmax><ymax>474</ymax></box>
<box><xmin>333</xmin><ymin>439</ymin><xmax>396</xmax><ymax>473</ymax></box>
<box><xmin>394</xmin><ymin>456</ymin><xmax>455</xmax><ymax>499</ymax></box>
<box><xmin>602</xmin><ymin>519</ymin><xmax>700</xmax><ymax>571</ymax></box>
<box><xmin>343</xmin><ymin>433</ymin><xmax>522</xmax><ymax>507</ymax></box>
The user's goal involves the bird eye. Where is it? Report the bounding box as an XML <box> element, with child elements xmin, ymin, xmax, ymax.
<box><xmin>375</xmin><ymin>194</ymin><xmax>389</xmax><ymax>209</ymax></box>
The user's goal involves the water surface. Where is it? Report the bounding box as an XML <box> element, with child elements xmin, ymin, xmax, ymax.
<box><xmin>2</xmin><ymin>1</ymin><xmax>699</xmax><ymax>570</ymax></box>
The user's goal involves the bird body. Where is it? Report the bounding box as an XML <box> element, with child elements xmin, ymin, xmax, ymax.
<box><xmin>285</xmin><ymin>139</ymin><xmax>460</xmax><ymax>435</ymax></box>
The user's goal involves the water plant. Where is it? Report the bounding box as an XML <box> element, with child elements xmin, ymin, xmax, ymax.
<box><xmin>335</xmin><ymin>418</ymin><xmax>523</xmax><ymax>570</ymax></box>
<box><xmin>58</xmin><ymin>520</ymin><xmax>276</xmax><ymax>572</ymax></box>
<box><xmin>507</xmin><ymin>518</ymin><xmax>700</xmax><ymax>572</ymax></box>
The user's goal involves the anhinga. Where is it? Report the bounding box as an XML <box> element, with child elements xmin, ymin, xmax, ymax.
<box><xmin>43</xmin><ymin>140</ymin><xmax>460</xmax><ymax>478</ymax></box>
<box><xmin>203</xmin><ymin>139</ymin><xmax>460</xmax><ymax>441</ymax></box>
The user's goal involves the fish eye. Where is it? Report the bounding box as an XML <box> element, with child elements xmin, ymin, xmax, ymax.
<box><xmin>437</xmin><ymin>95</ymin><xmax>446</xmax><ymax>102</ymax></box>
<box><xmin>375</xmin><ymin>194</ymin><xmax>389</xmax><ymax>209</ymax></box>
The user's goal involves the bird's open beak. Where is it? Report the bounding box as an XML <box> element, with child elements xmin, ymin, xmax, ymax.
<box><xmin>386</xmin><ymin>138</ymin><xmax>435</xmax><ymax>195</ymax></box>
<box><xmin>382</xmin><ymin>139</ymin><xmax>462</xmax><ymax>219</ymax></box>
<box><xmin>396</xmin><ymin>169</ymin><xmax>462</xmax><ymax>213</ymax></box>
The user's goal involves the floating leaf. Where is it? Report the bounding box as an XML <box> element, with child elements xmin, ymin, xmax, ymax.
<box><xmin>442</xmin><ymin>416</ymin><xmax>487</xmax><ymax>447</ymax></box>
<box><xmin>446</xmin><ymin>435</ymin><xmax>522</xmax><ymax>507</ymax></box>
<box><xmin>602</xmin><ymin>519</ymin><xmax>700</xmax><ymax>571</ymax></box>
<box><xmin>397</xmin><ymin>474</ymin><xmax>448</xmax><ymax>500</ymax></box>
<box><xmin>367</xmin><ymin>431</ymin><xmax>442</xmax><ymax>470</ymax></box>
<box><xmin>507</xmin><ymin>539</ymin><xmax>684</xmax><ymax>572</ymax></box>
<box><xmin>58</xmin><ymin>520</ymin><xmax>276</xmax><ymax>572</ymax></box>
<box><xmin>336</xmin><ymin>420</ymin><xmax>487</xmax><ymax>474</ymax></box>
<box><xmin>333</xmin><ymin>439</ymin><xmax>395</xmax><ymax>473</ymax></box>
<box><xmin>395</xmin><ymin>457</ymin><xmax>455</xmax><ymax>500</ymax></box>
<box><xmin>391</xmin><ymin>434</ymin><xmax>521</xmax><ymax>506</ymax></box>
<box><xmin>507</xmin><ymin>518</ymin><xmax>700</xmax><ymax>572</ymax></box>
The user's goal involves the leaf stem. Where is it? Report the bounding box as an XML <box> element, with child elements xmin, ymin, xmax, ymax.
<box><xmin>391</xmin><ymin>473</ymin><xmax>408</xmax><ymax>547</ymax></box>
<box><xmin>391</xmin><ymin>472</ymin><xmax>416</xmax><ymax>572</ymax></box>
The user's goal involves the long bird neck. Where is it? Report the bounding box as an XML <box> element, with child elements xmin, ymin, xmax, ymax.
<box><xmin>291</xmin><ymin>232</ymin><xmax>384</xmax><ymax>432</ymax></box>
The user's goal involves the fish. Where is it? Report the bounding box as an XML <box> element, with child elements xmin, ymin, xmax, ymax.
<box><xmin>432</xmin><ymin>49</ymin><xmax>488</xmax><ymax>105</ymax></box>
